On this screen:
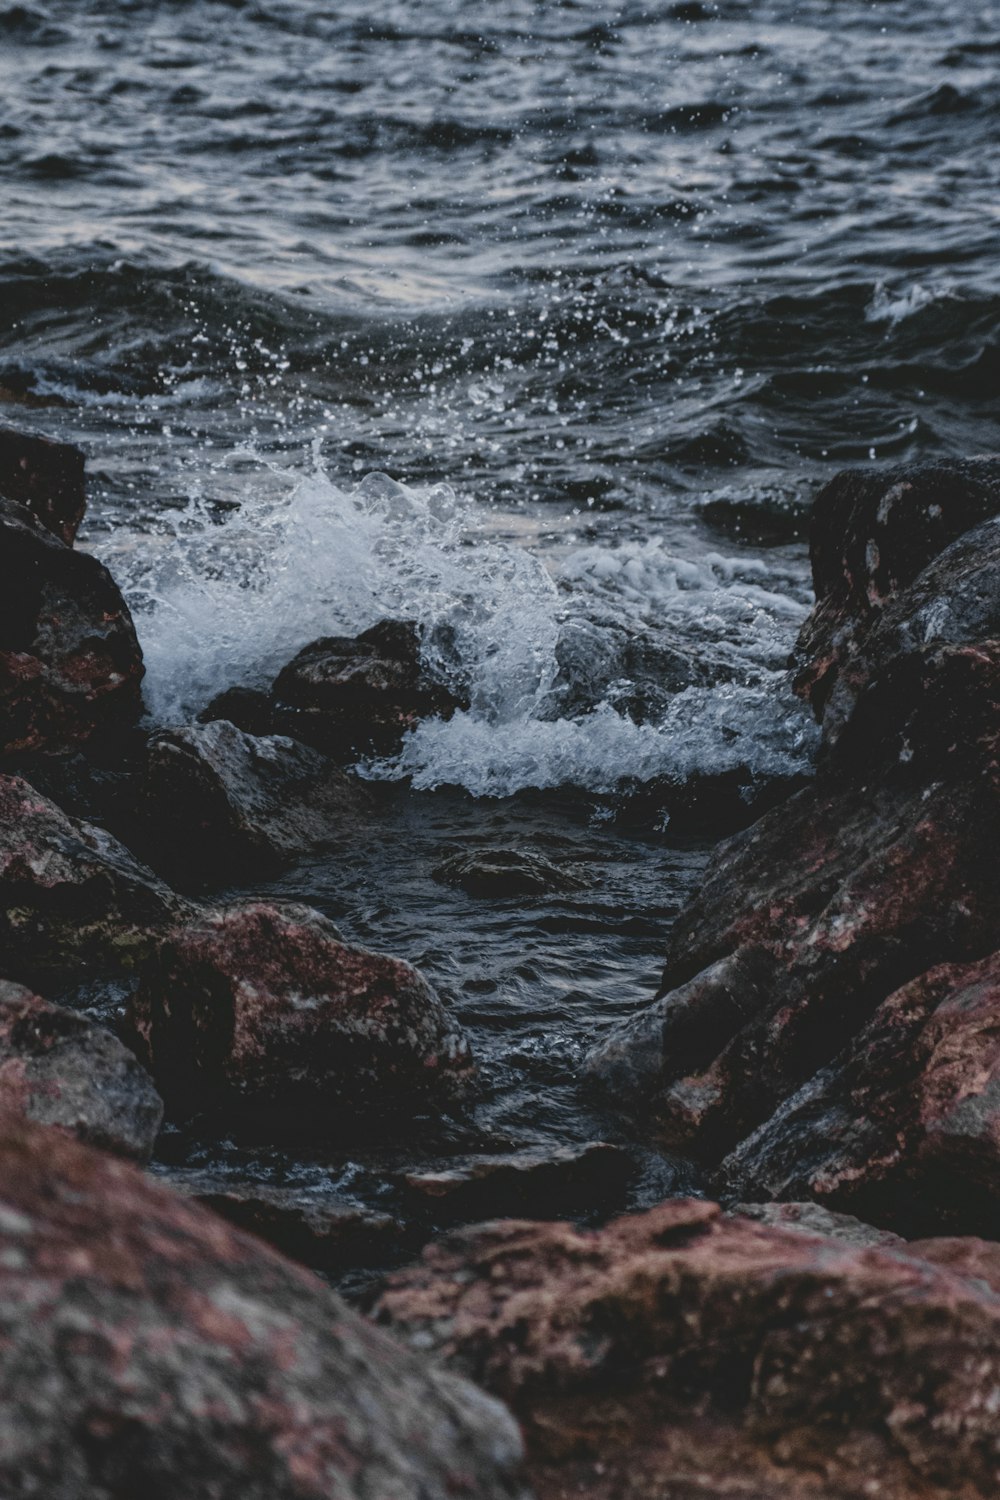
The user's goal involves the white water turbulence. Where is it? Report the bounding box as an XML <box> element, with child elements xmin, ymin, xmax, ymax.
<box><xmin>96</xmin><ymin>456</ymin><xmax>819</xmax><ymax>799</ymax></box>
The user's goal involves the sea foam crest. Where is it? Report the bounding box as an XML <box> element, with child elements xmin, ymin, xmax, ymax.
<box><xmin>96</xmin><ymin>458</ymin><xmax>817</xmax><ymax>797</ymax></box>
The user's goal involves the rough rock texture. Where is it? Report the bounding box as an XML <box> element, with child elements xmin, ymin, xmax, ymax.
<box><xmin>398</xmin><ymin>1143</ymin><xmax>634</xmax><ymax>1223</ymax></box>
<box><xmin>0</xmin><ymin>425</ymin><xmax>86</xmax><ymax>545</ymax></box>
<box><xmin>0</xmin><ymin>494</ymin><xmax>143</xmax><ymax>755</ymax></box>
<box><xmin>586</xmin><ymin>461</ymin><xmax>1000</xmax><ymax>1197</ymax></box>
<box><xmin>0</xmin><ymin>773</ymin><xmax>189</xmax><ymax>988</ymax></box>
<box><xmin>792</xmin><ymin>456</ymin><xmax>1000</xmax><ymax>717</ymax></box>
<box><xmin>729</xmin><ymin>1200</ymin><xmax>905</xmax><ymax>1249</ymax></box>
<box><xmin>376</xmin><ymin>1198</ymin><xmax>1000</xmax><ymax>1500</ymax></box>
<box><xmin>142</xmin><ymin>719</ymin><xmax>372</xmax><ymax>873</ymax></box>
<box><xmin>0</xmin><ymin>1120</ymin><xmax>525</xmax><ymax>1500</ymax></box>
<box><xmin>433</xmin><ymin>847</ymin><xmax>587</xmax><ymax>898</ymax></box>
<box><xmin>128</xmin><ymin>901</ymin><xmax>476</xmax><ymax>1127</ymax></box>
<box><xmin>271</xmin><ymin>618</ymin><xmax>464</xmax><ymax>759</ymax></box>
<box><xmin>161</xmin><ymin>1169</ymin><xmax>401</xmax><ymax>1276</ymax></box>
<box><xmin>718</xmin><ymin>949</ymin><xmax>1000</xmax><ymax>1236</ymax></box>
<box><xmin>0</xmin><ymin>979</ymin><xmax>162</xmax><ymax>1161</ymax></box>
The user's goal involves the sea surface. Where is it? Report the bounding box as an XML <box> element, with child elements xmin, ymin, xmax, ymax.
<box><xmin>2</xmin><ymin>0</ymin><xmax>999</xmax><ymax>1274</ymax></box>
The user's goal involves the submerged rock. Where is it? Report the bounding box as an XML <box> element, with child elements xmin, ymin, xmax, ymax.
<box><xmin>271</xmin><ymin>618</ymin><xmax>464</xmax><ymax>759</ymax></box>
<box><xmin>398</xmin><ymin>1142</ymin><xmax>634</xmax><ymax>1222</ymax></box>
<box><xmin>161</xmin><ymin>1168</ymin><xmax>402</xmax><ymax>1277</ymax></box>
<box><xmin>0</xmin><ymin>979</ymin><xmax>162</xmax><ymax>1161</ymax></box>
<box><xmin>0</xmin><ymin>1120</ymin><xmax>525</xmax><ymax>1499</ymax></box>
<box><xmin>377</xmin><ymin>1198</ymin><xmax>1000</xmax><ymax>1500</ymax></box>
<box><xmin>141</xmin><ymin>718</ymin><xmax>372</xmax><ymax>874</ymax></box>
<box><xmin>0</xmin><ymin>493</ymin><xmax>143</xmax><ymax>755</ymax></box>
<box><xmin>433</xmin><ymin>846</ymin><xmax>587</xmax><ymax>898</ymax></box>
<box><xmin>128</xmin><ymin>901</ymin><xmax>476</xmax><ymax>1128</ymax></box>
<box><xmin>0</xmin><ymin>424</ymin><xmax>86</xmax><ymax>545</ymax></box>
<box><xmin>0</xmin><ymin>773</ymin><xmax>189</xmax><ymax>988</ymax></box>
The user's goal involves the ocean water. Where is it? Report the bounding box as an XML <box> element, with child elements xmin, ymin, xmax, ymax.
<box><xmin>3</xmin><ymin>0</ymin><xmax>999</xmax><ymax>1261</ymax></box>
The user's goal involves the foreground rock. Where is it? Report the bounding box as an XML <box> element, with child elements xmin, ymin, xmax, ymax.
<box><xmin>0</xmin><ymin>979</ymin><xmax>162</xmax><ymax>1160</ymax></box>
<box><xmin>377</xmin><ymin>1198</ymin><xmax>1000</xmax><ymax>1500</ymax></box>
<box><xmin>270</xmin><ymin>619</ymin><xmax>464</xmax><ymax>759</ymax></box>
<box><xmin>0</xmin><ymin>1121</ymin><xmax>525</xmax><ymax>1499</ymax></box>
<box><xmin>586</xmin><ymin>460</ymin><xmax>1000</xmax><ymax>1209</ymax></box>
<box><xmin>0</xmin><ymin>773</ymin><xmax>189</xmax><ymax>988</ymax></box>
<box><xmin>0</xmin><ymin>424</ymin><xmax>86</xmax><ymax>545</ymax></box>
<box><xmin>128</xmin><ymin>901</ymin><xmax>475</xmax><ymax>1129</ymax></box>
<box><xmin>141</xmin><ymin>718</ymin><xmax>372</xmax><ymax>874</ymax></box>
<box><xmin>0</xmin><ymin>493</ymin><xmax>143</xmax><ymax>755</ymax></box>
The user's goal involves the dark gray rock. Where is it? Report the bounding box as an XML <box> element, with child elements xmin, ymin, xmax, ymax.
<box><xmin>398</xmin><ymin>1142</ymin><xmax>634</xmax><ymax>1222</ymax></box>
<box><xmin>0</xmin><ymin>425</ymin><xmax>86</xmax><ymax>546</ymax></box>
<box><xmin>433</xmin><ymin>847</ymin><xmax>586</xmax><ymax>898</ymax></box>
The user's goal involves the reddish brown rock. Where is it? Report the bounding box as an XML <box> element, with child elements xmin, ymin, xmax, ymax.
<box><xmin>0</xmin><ymin>1120</ymin><xmax>525</xmax><ymax>1499</ymax></box>
<box><xmin>0</xmin><ymin>979</ymin><xmax>162</xmax><ymax>1161</ymax></box>
<box><xmin>141</xmin><ymin>718</ymin><xmax>372</xmax><ymax>874</ymax></box>
<box><xmin>271</xmin><ymin>618</ymin><xmax>464</xmax><ymax>759</ymax></box>
<box><xmin>0</xmin><ymin>493</ymin><xmax>143</xmax><ymax>755</ymax></box>
<box><xmin>718</xmin><ymin>949</ymin><xmax>1000</xmax><ymax>1236</ymax></box>
<box><xmin>0</xmin><ymin>773</ymin><xmax>190</xmax><ymax>988</ymax></box>
<box><xmin>376</xmin><ymin>1198</ymin><xmax>1000</xmax><ymax>1500</ymax></box>
<box><xmin>792</xmin><ymin>457</ymin><xmax>1000</xmax><ymax>718</ymax></box>
<box><xmin>128</xmin><ymin>901</ymin><xmax>475</xmax><ymax>1128</ymax></box>
<box><xmin>0</xmin><ymin>424</ymin><xmax>86</xmax><ymax>545</ymax></box>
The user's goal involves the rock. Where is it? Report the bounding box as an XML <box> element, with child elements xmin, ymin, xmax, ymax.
<box><xmin>128</xmin><ymin>901</ymin><xmax>476</xmax><ymax>1128</ymax></box>
<box><xmin>161</xmin><ymin>1168</ymin><xmax>402</xmax><ymax>1275</ymax></box>
<box><xmin>0</xmin><ymin>773</ymin><xmax>189</xmax><ymax>989</ymax></box>
<box><xmin>199</xmin><ymin>684</ymin><xmax>277</xmax><ymax>737</ymax></box>
<box><xmin>729</xmin><ymin>1200</ymin><xmax>905</xmax><ymax>1249</ymax></box>
<box><xmin>0</xmin><ymin>425</ymin><xmax>86</xmax><ymax>545</ymax></box>
<box><xmin>141</xmin><ymin>719</ymin><xmax>372</xmax><ymax>874</ymax></box>
<box><xmin>376</xmin><ymin>1198</ymin><xmax>1000</xmax><ymax>1500</ymax></box>
<box><xmin>792</xmin><ymin>457</ymin><xmax>1000</xmax><ymax>718</ymax></box>
<box><xmin>0</xmin><ymin>1120</ymin><xmax>525</xmax><ymax>1499</ymax></box>
<box><xmin>398</xmin><ymin>1143</ymin><xmax>634</xmax><ymax>1223</ymax></box>
<box><xmin>433</xmin><ymin>847</ymin><xmax>587</xmax><ymax>898</ymax></box>
<box><xmin>0</xmin><ymin>494</ymin><xmax>143</xmax><ymax>755</ymax></box>
<box><xmin>271</xmin><ymin>619</ymin><xmax>464</xmax><ymax>759</ymax></box>
<box><xmin>717</xmin><ymin>949</ymin><xmax>1000</xmax><ymax>1237</ymax></box>
<box><xmin>0</xmin><ymin>979</ymin><xmax>162</xmax><ymax>1161</ymax></box>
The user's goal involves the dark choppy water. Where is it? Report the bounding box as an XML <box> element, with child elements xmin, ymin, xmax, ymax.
<box><xmin>4</xmin><ymin>0</ymin><xmax>1000</xmax><ymax>1269</ymax></box>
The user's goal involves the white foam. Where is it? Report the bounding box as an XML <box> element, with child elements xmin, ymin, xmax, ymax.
<box><xmin>866</xmin><ymin>281</ymin><xmax>942</xmax><ymax>326</ymax></box>
<box><xmin>96</xmin><ymin>457</ymin><xmax>818</xmax><ymax>797</ymax></box>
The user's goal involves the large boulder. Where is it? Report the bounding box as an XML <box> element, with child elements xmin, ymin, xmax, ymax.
<box><xmin>0</xmin><ymin>494</ymin><xmax>143</xmax><ymax>755</ymax></box>
<box><xmin>376</xmin><ymin>1198</ymin><xmax>1000</xmax><ymax>1500</ymax></box>
<box><xmin>718</xmin><ymin>948</ymin><xmax>1000</xmax><ymax>1236</ymax></box>
<box><xmin>0</xmin><ymin>1120</ymin><xmax>525</xmax><ymax>1499</ymax></box>
<box><xmin>141</xmin><ymin>719</ymin><xmax>372</xmax><ymax>874</ymax></box>
<box><xmin>127</xmin><ymin>901</ymin><xmax>475</xmax><ymax>1128</ymax></box>
<box><xmin>0</xmin><ymin>425</ymin><xmax>86</xmax><ymax>546</ymax></box>
<box><xmin>586</xmin><ymin>461</ymin><xmax>1000</xmax><ymax>1194</ymax></box>
<box><xmin>0</xmin><ymin>773</ymin><xmax>189</xmax><ymax>989</ymax></box>
<box><xmin>269</xmin><ymin>619</ymin><xmax>464</xmax><ymax>759</ymax></box>
<box><xmin>0</xmin><ymin>979</ymin><xmax>162</xmax><ymax>1161</ymax></box>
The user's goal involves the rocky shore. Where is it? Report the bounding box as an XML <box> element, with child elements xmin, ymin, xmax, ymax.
<box><xmin>2</xmin><ymin>424</ymin><xmax>1000</xmax><ymax>1495</ymax></box>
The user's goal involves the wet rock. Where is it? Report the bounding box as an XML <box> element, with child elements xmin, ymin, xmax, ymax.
<box><xmin>141</xmin><ymin>719</ymin><xmax>372</xmax><ymax>874</ymax></box>
<box><xmin>128</xmin><ymin>901</ymin><xmax>476</xmax><ymax>1128</ymax></box>
<box><xmin>271</xmin><ymin>618</ymin><xmax>464</xmax><ymax>759</ymax></box>
<box><xmin>161</xmin><ymin>1168</ymin><xmax>402</xmax><ymax>1275</ymax></box>
<box><xmin>0</xmin><ymin>1120</ymin><xmax>525</xmax><ymax>1499</ymax></box>
<box><xmin>792</xmin><ymin>456</ymin><xmax>1000</xmax><ymax>717</ymax></box>
<box><xmin>377</xmin><ymin>1198</ymin><xmax>1000</xmax><ymax>1500</ymax></box>
<box><xmin>0</xmin><ymin>773</ymin><xmax>189</xmax><ymax>989</ymax></box>
<box><xmin>0</xmin><ymin>979</ymin><xmax>162</xmax><ymax>1161</ymax></box>
<box><xmin>0</xmin><ymin>424</ymin><xmax>86</xmax><ymax>545</ymax></box>
<box><xmin>0</xmin><ymin>493</ymin><xmax>143</xmax><ymax>755</ymax></box>
<box><xmin>636</xmin><ymin>765</ymin><xmax>810</xmax><ymax>835</ymax></box>
<box><xmin>199</xmin><ymin>684</ymin><xmax>277</xmax><ymax>737</ymax></box>
<box><xmin>433</xmin><ymin>847</ymin><xmax>587</xmax><ymax>898</ymax></box>
<box><xmin>718</xmin><ymin>949</ymin><xmax>1000</xmax><ymax>1237</ymax></box>
<box><xmin>729</xmin><ymin>1200</ymin><xmax>905</xmax><ymax>1249</ymax></box>
<box><xmin>398</xmin><ymin>1142</ymin><xmax>634</xmax><ymax>1223</ymax></box>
